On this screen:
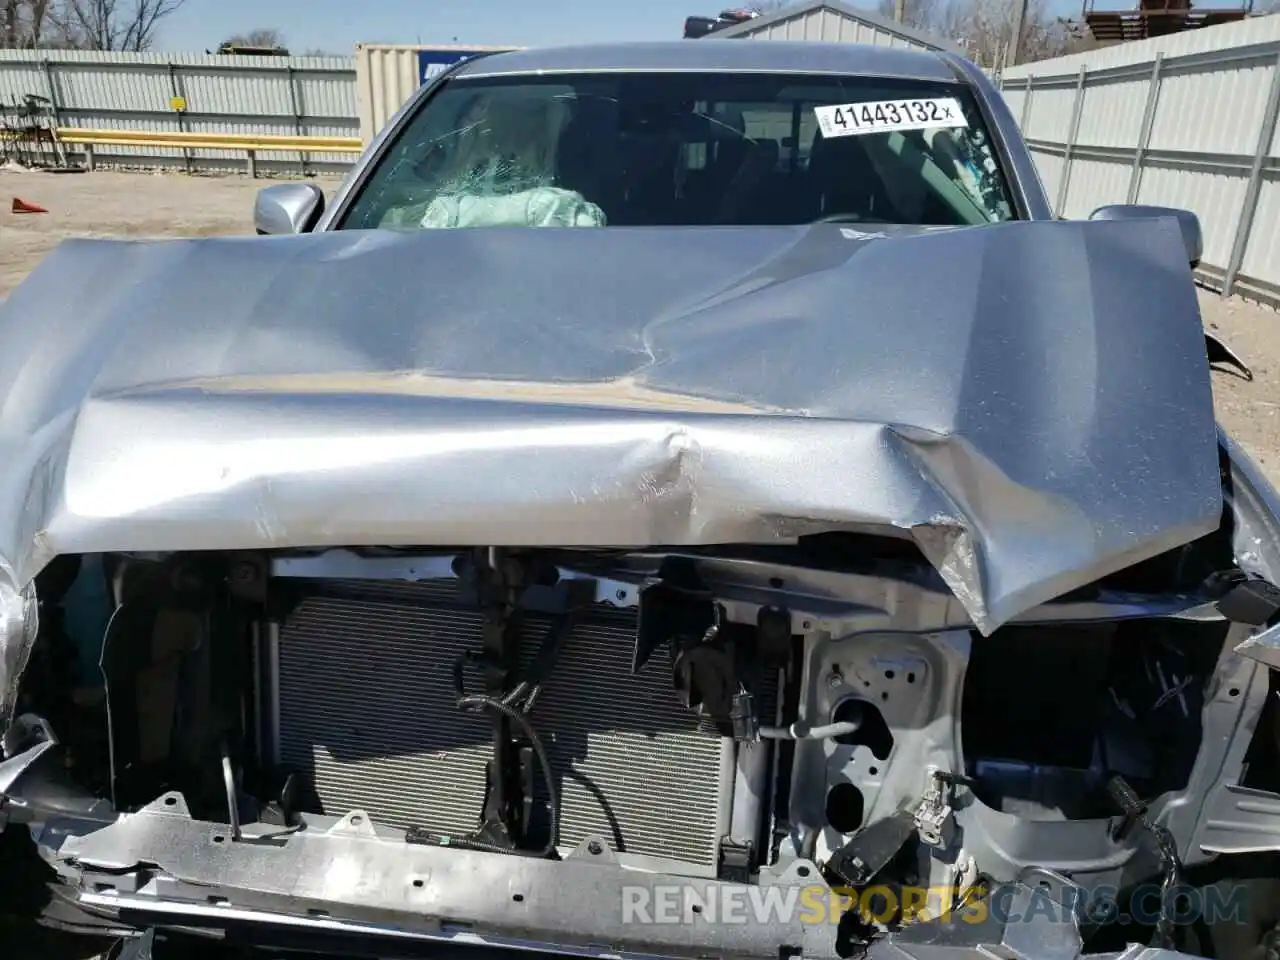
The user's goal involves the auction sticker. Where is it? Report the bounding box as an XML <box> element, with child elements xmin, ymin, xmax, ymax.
<box><xmin>814</xmin><ymin>98</ymin><xmax>968</xmax><ymax>138</ymax></box>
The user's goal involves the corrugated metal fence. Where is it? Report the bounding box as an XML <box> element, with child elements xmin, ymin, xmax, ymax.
<box><xmin>999</xmin><ymin>16</ymin><xmax>1280</xmax><ymax>306</ymax></box>
<box><xmin>0</xmin><ymin>49</ymin><xmax>357</xmax><ymax>175</ymax></box>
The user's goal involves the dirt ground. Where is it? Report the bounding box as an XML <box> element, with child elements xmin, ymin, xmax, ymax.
<box><xmin>0</xmin><ymin>167</ymin><xmax>342</xmax><ymax>297</ymax></box>
<box><xmin>1</xmin><ymin>166</ymin><xmax>1277</xmax><ymax>486</ymax></box>
<box><xmin>1204</xmin><ymin>297</ymin><xmax>1280</xmax><ymax>484</ymax></box>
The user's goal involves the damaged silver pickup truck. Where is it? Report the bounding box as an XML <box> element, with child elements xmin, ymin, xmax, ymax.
<box><xmin>2</xmin><ymin>39</ymin><xmax>1279</xmax><ymax>960</ymax></box>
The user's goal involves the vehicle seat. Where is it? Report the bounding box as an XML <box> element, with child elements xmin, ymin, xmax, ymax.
<box><xmin>715</xmin><ymin>138</ymin><xmax>781</xmax><ymax>224</ymax></box>
<box><xmin>555</xmin><ymin>98</ymin><xmax>623</xmax><ymax>216</ymax></box>
<box><xmin>804</xmin><ymin>128</ymin><xmax>897</xmax><ymax>222</ymax></box>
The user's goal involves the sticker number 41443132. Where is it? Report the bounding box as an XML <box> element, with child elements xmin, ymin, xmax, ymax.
<box><xmin>814</xmin><ymin>97</ymin><xmax>968</xmax><ymax>138</ymax></box>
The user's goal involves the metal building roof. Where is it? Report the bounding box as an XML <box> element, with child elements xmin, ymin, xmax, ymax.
<box><xmin>709</xmin><ymin>0</ymin><xmax>961</xmax><ymax>54</ymax></box>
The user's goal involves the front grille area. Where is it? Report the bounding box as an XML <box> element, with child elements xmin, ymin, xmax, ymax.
<box><xmin>276</xmin><ymin>579</ymin><xmax>728</xmax><ymax>868</ymax></box>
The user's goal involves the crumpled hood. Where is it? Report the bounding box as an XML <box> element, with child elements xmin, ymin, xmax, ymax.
<box><xmin>0</xmin><ymin>219</ymin><xmax>1220</xmax><ymax>638</ymax></box>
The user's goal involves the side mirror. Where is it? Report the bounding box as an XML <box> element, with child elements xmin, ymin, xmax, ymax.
<box><xmin>254</xmin><ymin>183</ymin><xmax>325</xmax><ymax>236</ymax></box>
<box><xmin>1088</xmin><ymin>204</ymin><xmax>1202</xmax><ymax>269</ymax></box>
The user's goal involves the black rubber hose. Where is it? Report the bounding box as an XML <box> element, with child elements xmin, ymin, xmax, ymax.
<box><xmin>1108</xmin><ymin>774</ymin><xmax>1183</xmax><ymax>950</ymax></box>
<box><xmin>1150</xmin><ymin>822</ymin><xmax>1185</xmax><ymax>950</ymax></box>
<box><xmin>456</xmin><ymin>694</ymin><xmax>560</xmax><ymax>858</ymax></box>
<box><xmin>448</xmin><ymin>614</ymin><xmax>574</xmax><ymax>857</ymax></box>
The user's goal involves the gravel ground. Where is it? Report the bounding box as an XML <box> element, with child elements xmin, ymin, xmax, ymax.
<box><xmin>0</xmin><ymin>167</ymin><xmax>327</xmax><ymax>299</ymax></box>
<box><xmin>1</xmin><ymin>167</ymin><xmax>1278</xmax><ymax>486</ymax></box>
<box><xmin>1205</xmin><ymin>292</ymin><xmax>1280</xmax><ymax>484</ymax></box>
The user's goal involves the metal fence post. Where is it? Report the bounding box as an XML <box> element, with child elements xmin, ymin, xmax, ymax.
<box><xmin>1127</xmin><ymin>54</ymin><xmax>1164</xmax><ymax>205</ymax></box>
<box><xmin>40</xmin><ymin>59</ymin><xmax>68</xmax><ymax>166</ymax></box>
<box><xmin>1056</xmin><ymin>65</ymin><xmax>1088</xmax><ymax>216</ymax></box>
<box><xmin>1019</xmin><ymin>75</ymin><xmax>1033</xmax><ymax>131</ymax></box>
<box><xmin>287</xmin><ymin>64</ymin><xmax>310</xmax><ymax>177</ymax></box>
<box><xmin>167</xmin><ymin>62</ymin><xmax>192</xmax><ymax>173</ymax></box>
<box><xmin>1223</xmin><ymin>50</ymin><xmax>1280</xmax><ymax>298</ymax></box>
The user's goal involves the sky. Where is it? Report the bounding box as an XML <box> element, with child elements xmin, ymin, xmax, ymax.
<box><xmin>157</xmin><ymin>0</ymin><xmax>773</xmax><ymax>54</ymax></box>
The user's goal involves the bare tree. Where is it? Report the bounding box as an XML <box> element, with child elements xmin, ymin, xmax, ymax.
<box><xmin>875</xmin><ymin>0</ymin><xmax>945</xmax><ymax>30</ymax></box>
<box><xmin>221</xmin><ymin>26</ymin><xmax>285</xmax><ymax>49</ymax></box>
<box><xmin>873</xmin><ymin>0</ymin><xmax>1069</xmax><ymax>68</ymax></box>
<box><xmin>57</xmin><ymin>0</ymin><xmax>186</xmax><ymax>51</ymax></box>
<box><xmin>1</xmin><ymin>0</ymin><xmax>57</xmax><ymax>47</ymax></box>
<box><xmin>3</xmin><ymin>0</ymin><xmax>31</xmax><ymax>47</ymax></box>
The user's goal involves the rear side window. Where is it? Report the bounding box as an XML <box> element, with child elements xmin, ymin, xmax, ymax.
<box><xmin>339</xmin><ymin>71</ymin><xmax>1017</xmax><ymax>231</ymax></box>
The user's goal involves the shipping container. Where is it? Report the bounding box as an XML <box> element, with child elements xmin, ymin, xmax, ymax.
<box><xmin>354</xmin><ymin>43</ymin><xmax>519</xmax><ymax>144</ymax></box>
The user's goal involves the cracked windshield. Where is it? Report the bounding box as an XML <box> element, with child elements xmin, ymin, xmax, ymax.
<box><xmin>340</xmin><ymin>72</ymin><xmax>1017</xmax><ymax>230</ymax></box>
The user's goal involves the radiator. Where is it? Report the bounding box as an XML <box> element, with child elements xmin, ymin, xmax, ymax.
<box><xmin>275</xmin><ymin>579</ymin><xmax>731</xmax><ymax>870</ymax></box>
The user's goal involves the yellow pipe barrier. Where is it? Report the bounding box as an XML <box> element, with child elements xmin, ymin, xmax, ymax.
<box><xmin>59</xmin><ymin>136</ymin><xmax>364</xmax><ymax>153</ymax></box>
<box><xmin>51</xmin><ymin>127</ymin><xmax>364</xmax><ymax>178</ymax></box>
<box><xmin>56</xmin><ymin>127</ymin><xmax>363</xmax><ymax>152</ymax></box>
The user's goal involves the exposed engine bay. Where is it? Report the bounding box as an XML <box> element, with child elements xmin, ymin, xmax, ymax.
<box><xmin>4</xmin><ymin>519</ymin><xmax>1280</xmax><ymax>960</ymax></box>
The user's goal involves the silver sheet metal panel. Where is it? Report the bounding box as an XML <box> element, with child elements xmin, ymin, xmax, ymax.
<box><xmin>276</xmin><ymin>581</ymin><xmax>728</xmax><ymax>868</ymax></box>
<box><xmin>1001</xmin><ymin>15</ymin><xmax>1280</xmax><ymax>303</ymax></box>
<box><xmin>0</xmin><ymin>220</ymin><xmax>1219</xmax><ymax>644</ymax></box>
